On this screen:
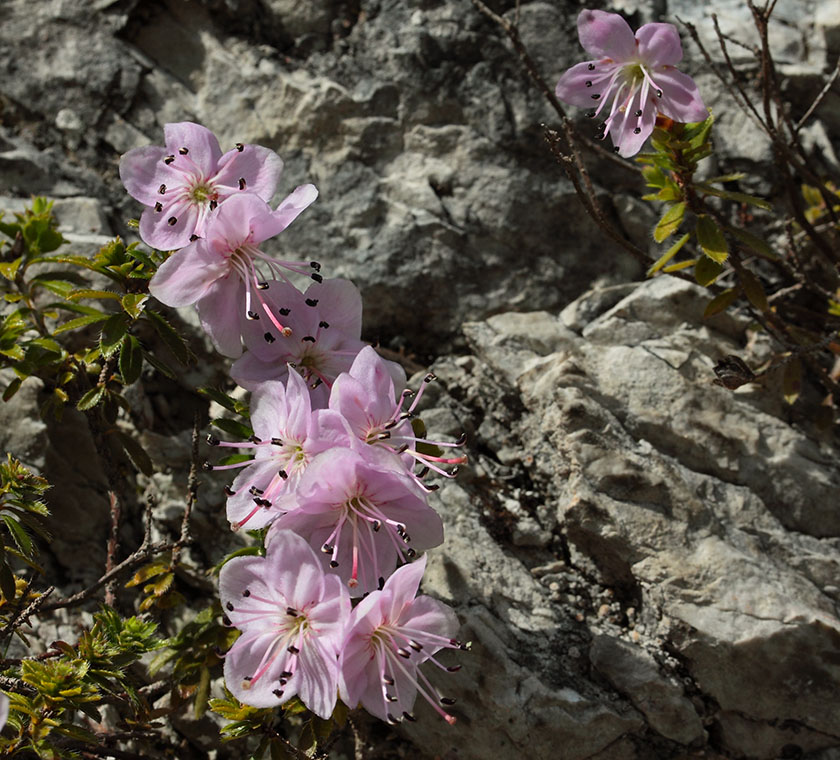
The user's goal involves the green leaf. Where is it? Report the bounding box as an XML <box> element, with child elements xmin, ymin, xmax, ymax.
<box><xmin>0</xmin><ymin>256</ymin><xmax>23</xmax><ymax>280</ymax></box>
<box><xmin>211</xmin><ymin>417</ymin><xmax>254</xmax><ymax>440</ymax></box>
<box><xmin>695</xmin><ymin>183</ymin><xmax>773</xmax><ymax>210</ymax></box>
<box><xmin>703</xmin><ymin>288</ymin><xmax>739</xmax><ymax>318</ymax></box>
<box><xmin>695</xmin><ymin>215</ymin><xmax>729</xmax><ymax>264</ymax></box>
<box><xmin>119</xmin><ymin>334</ymin><xmax>144</xmax><ymax>385</ymax></box>
<box><xmin>195</xmin><ymin>666</ymin><xmax>211</xmax><ymax>719</ymax></box>
<box><xmin>141</xmin><ymin>350</ymin><xmax>177</xmax><ymax>379</ymax></box>
<box><xmin>2</xmin><ymin>514</ymin><xmax>34</xmax><ymax>557</ymax></box>
<box><xmin>682</xmin><ymin>114</ymin><xmax>714</xmax><ymax>148</ymax></box>
<box><xmin>53</xmin><ymin>312</ymin><xmax>111</xmax><ymax>335</ymax></box>
<box><xmin>663</xmin><ymin>259</ymin><xmax>697</xmax><ymax>273</ymax></box>
<box><xmin>111</xmin><ymin>430</ymin><xmax>154</xmax><ymax>476</ymax></box>
<box><xmin>727</xmin><ymin>226</ymin><xmax>779</xmax><ymax>260</ymax></box>
<box><xmin>647</xmin><ymin>232</ymin><xmax>690</xmax><ymax>276</ymax></box>
<box><xmin>695</xmin><ymin>256</ymin><xmax>723</xmax><ymax>287</ymax></box>
<box><xmin>653</xmin><ymin>202</ymin><xmax>687</xmax><ymax>243</ymax></box>
<box><xmin>738</xmin><ymin>269</ymin><xmax>768</xmax><ymax>311</ymax></box>
<box><xmin>2</xmin><ymin>377</ymin><xmax>22</xmax><ymax>402</ymax></box>
<box><xmin>705</xmin><ymin>172</ymin><xmax>746</xmax><ymax>184</ymax></box>
<box><xmin>641</xmin><ymin>165</ymin><xmax>668</xmax><ymax>188</ymax></box>
<box><xmin>146</xmin><ymin>310</ymin><xmax>192</xmax><ymax>365</ymax></box>
<box><xmin>100</xmin><ymin>313</ymin><xmax>129</xmax><ymax>358</ymax></box>
<box><xmin>121</xmin><ymin>292</ymin><xmax>148</xmax><ymax>318</ymax></box>
<box><xmin>68</xmin><ymin>288</ymin><xmax>123</xmax><ymax>301</ymax></box>
<box><xmin>77</xmin><ymin>385</ymin><xmax>106</xmax><ymax>411</ymax></box>
<box><xmin>0</xmin><ymin>561</ymin><xmax>16</xmax><ymax>602</ymax></box>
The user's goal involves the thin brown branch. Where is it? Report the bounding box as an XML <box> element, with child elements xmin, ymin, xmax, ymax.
<box><xmin>104</xmin><ymin>490</ymin><xmax>122</xmax><ymax>607</ymax></box>
<box><xmin>795</xmin><ymin>57</ymin><xmax>840</xmax><ymax>132</ymax></box>
<box><xmin>170</xmin><ymin>413</ymin><xmax>199</xmax><ymax>569</ymax></box>
<box><xmin>0</xmin><ymin>584</ymin><xmax>54</xmax><ymax>638</ymax></box>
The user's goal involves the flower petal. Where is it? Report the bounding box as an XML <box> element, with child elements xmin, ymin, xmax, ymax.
<box><xmin>296</xmin><ymin>638</ymin><xmax>339</xmax><ymax>718</ymax></box>
<box><xmin>207</xmin><ymin>193</ymin><xmax>274</xmax><ymax>250</ymax></box>
<box><xmin>215</xmin><ymin>144</ymin><xmax>284</xmax><ymax>201</ymax></box>
<box><xmin>382</xmin><ymin>556</ymin><xmax>427</xmax><ymax>622</ymax></box>
<box><xmin>636</xmin><ymin>22</ymin><xmax>684</xmax><ymax>67</ymax></box>
<box><xmin>310</xmin><ymin>279</ymin><xmax>363</xmax><ymax>338</ymax></box>
<box><xmin>138</xmin><ymin>197</ymin><xmax>200</xmax><ymax>251</ymax></box>
<box><xmin>163</xmin><ymin>122</ymin><xmax>223</xmax><ymax>176</ymax></box>
<box><xmin>273</xmin><ymin>184</ymin><xmax>319</xmax><ymax>231</ymax></box>
<box><xmin>196</xmin><ymin>277</ymin><xmax>246</xmax><ymax>358</ymax></box>
<box><xmin>119</xmin><ymin>145</ymin><xmax>179</xmax><ymax>206</ymax></box>
<box><xmin>654</xmin><ymin>67</ymin><xmax>709</xmax><ymax>123</ymax></box>
<box><xmin>224</xmin><ymin>632</ymin><xmax>290</xmax><ymax>708</ymax></box>
<box><xmin>265</xmin><ymin>530</ymin><xmax>326</xmax><ymax>609</ymax></box>
<box><xmin>611</xmin><ymin>90</ymin><xmax>658</xmax><ymax>157</ymax></box>
<box><xmin>577</xmin><ymin>10</ymin><xmax>636</xmax><ymax>61</ymax></box>
<box><xmin>231</xmin><ymin>350</ymin><xmax>285</xmax><ymax>390</ymax></box>
<box><xmin>555</xmin><ymin>60</ymin><xmax>618</xmax><ymax>108</ymax></box>
<box><xmin>148</xmin><ymin>240</ymin><xmax>227</xmax><ymax>307</ymax></box>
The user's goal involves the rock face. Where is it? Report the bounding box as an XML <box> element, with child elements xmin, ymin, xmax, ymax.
<box><xmin>1</xmin><ymin>1</ymin><xmax>839</xmax><ymax>759</ymax></box>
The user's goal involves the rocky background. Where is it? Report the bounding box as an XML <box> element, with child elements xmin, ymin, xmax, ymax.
<box><xmin>1</xmin><ymin>0</ymin><xmax>839</xmax><ymax>758</ymax></box>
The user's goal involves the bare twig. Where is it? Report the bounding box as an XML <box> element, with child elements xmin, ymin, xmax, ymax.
<box><xmin>795</xmin><ymin>57</ymin><xmax>840</xmax><ymax>132</ymax></box>
<box><xmin>170</xmin><ymin>413</ymin><xmax>200</xmax><ymax>569</ymax></box>
<box><xmin>0</xmin><ymin>584</ymin><xmax>55</xmax><ymax>639</ymax></box>
<box><xmin>104</xmin><ymin>491</ymin><xmax>122</xmax><ymax>607</ymax></box>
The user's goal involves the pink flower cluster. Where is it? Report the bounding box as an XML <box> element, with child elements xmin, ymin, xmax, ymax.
<box><xmin>120</xmin><ymin>123</ymin><xmax>467</xmax><ymax>725</ymax></box>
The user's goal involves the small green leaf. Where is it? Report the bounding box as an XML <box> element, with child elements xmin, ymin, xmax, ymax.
<box><xmin>68</xmin><ymin>288</ymin><xmax>123</xmax><ymax>301</ymax></box>
<box><xmin>641</xmin><ymin>165</ymin><xmax>668</xmax><ymax>188</ymax></box>
<box><xmin>2</xmin><ymin>377</ymin><xmax>22</xmax><ymax>402</ymax></box>
<box><xmin>146</xmin><ymin>310</ymin><xmax>192</xmax><ymax>365</ymax></box>
<box><xmin>0</xmin><ymin>257</ymin><xmax>23</xmax><ymax>280</ymax></box>
<box><xmin>54</xmin><ymin>312</ymin><xmax>111</xmax><ymax>335</ymax></box>
<box><xmin>647</xmin><ymin>232</ymin><xmax>691</xmax><ymax>276</ymax></box>
<box><xmin>739</xmin><ymin>269</ymin><xmax>768</xmax><ymax>311</ymax></box>
<box><xmin>77</xmin><ymin>385</ymin><xmax>106</xmax><ymax>411</ymax></box>
<box><xmin>663</xmin><ymin>258</ymin><xmax>697</xmax><ymax>272</ymax></box>
<box><xmin>2</xmin><ymin>514</ymin><xmax>34</xmax><ymax>556</ymax></box>
<box><xmin>121</xmin><ymin>292</ymin><xmax>148</xmax><ymax>318</ymax></box>
<box><xmin>653</xmin><ymin>202</ymin><xmax>687</xmax><ymax>243</ymax></box>
<box><xmin>211</xmin><ymin>418</ymin><xmax>254</xmax><ymax>440</ymax></box>
<box><xmin>703</xmin><ymin>288</ymin><xmax>739</xmax><ymax>318</ymax></box>
<box><xmin>695</xmin><ymin>256</ymin><xmax>723</xmax><ymax>286</ymax></box>
<box><xmin>111</xmin><ymin>429</ymin><xmax>154</xmax><ymax>476</ymax></box>
<box><xmin>695</xmin><ymin>215</ymin><xmax>729</xmax><ymax>264</ymax></box>
<box><xmin>119</xmin><ymin>334</ymin><xmax>144</xmax><ymax>385</ymax></box>
<box><xmin>695</xmin><ymin>183</ymin><xmax>773</xmax><ymax>210</ymax></box>
<box><xmin>783</xmin><ymin>358</ymin><xmax>802</xmax><ymax>405</ymax></box>
<box><xmin>100</xmin><ymin>313</ymin><xmax>129</xmax><ymax>358</ymax></box>
<box><xmin>727</xmin><ymin>226</ymin><xmax>779</xmax><ymax>260</ymax></box>
<box><xmin>0</xmin><ymin>561</ymin><xmax>16</xmax><ymax>602</ymax></box>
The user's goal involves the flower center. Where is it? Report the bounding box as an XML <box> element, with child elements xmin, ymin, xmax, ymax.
<box><xmin>189</xmin><ymin>182</ymin><xmax>218</xmax><ymax>204</ymax></box>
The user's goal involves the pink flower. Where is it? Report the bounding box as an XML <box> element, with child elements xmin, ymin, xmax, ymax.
<box><xmin>206</xmin><ymin>370</ymin><xmax>333</xmax><ymax>531</ymax></box>
<box><xmin>232</xmin><ymin>278</ymin><xmax>366</xmax><ymax>406</ymax></box>
<box><xmin>268</xmin><ymin>446</ymin><xmax>444</xmax><ymax>597</ymax></box>
<box><xmin>119</xmin><ymin>122</ymin><xmax>284</xmax><ymax>250</ymax></box>
<box><xmin>220</xmin><ymin>530</ymin><xmax>350</xmax><ymax>718</ymax></box>
<box><xmin>338</xmin><ymin>556</ymin><xmax>463</xmax><ymax>725</ymax></box>
<box><xmin>320</xmin><ymin>346</ymin><xmax>467</xmax><ymax>489</ymax></box>
<box><xmin>555</xmin><ymin>10</ymin><xmax>707</xmax><ymax>157</ymax></box>
<box><xmin>148</xmin><ymin>191</ymin><xmax>319</xmax><ymax>357</ymax></box>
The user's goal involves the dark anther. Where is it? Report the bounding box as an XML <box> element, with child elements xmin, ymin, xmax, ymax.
<box><xmin>440</xmin><ymin>696</ymin><xmax>457</xmax><ymax>705</ymax></box>
<box><xmin>167</xmin><ymin>216</ymin><xmax>177</xmax><ymax>226</ymax></box>
<box><xmin>310</xmin><ymin>378</ymin><xmax>322</xmax><ymax>389</ymax></box>
<box><xmin>329</xmin><ymin>560</ymin><xmax>339</xmax><ymax>568</ymax></box>
<box><xmin>224</xmin><ymin>485</ymin><xmax>236</xmax><ymax>496</ymax></box>
<box><xmin>238</xmin><ymin>177</ymin><xmax>247</xmax><ymax>190</ymax></box>
<box><xmin>206</xmin><ymin>434</ymin><xmax>220</xmax><ymax>446</ymax></box>
<box><xmin>634</xmin><ymin>127</ymin><xmax>641</xmax><ymax>134</ymax></box>
<box><xmin>656</xmin><ymin>89</ymin><xmax>662</xmax><ymax>97</ymax></box>
<box><xmin>427</xmin><ymin>484</ymin><xmax>440</xmax><ymax>492</ymax></box>
<box><xmin>264</xmin><ymin>332</ymin><xmax>275</xmax><ymax>343</ymax></box>
<box><xmin>164</xmin><ymin>155</ymin><xmax>175</xmax><ymax>165</ymax></box>
<box><xmin>386</xmin><ymin>693</ymin><xmax>398</xmax><ymax>702</ymax></box>
<box><xmin>451</xmin><ymin>466</ymin><xmax>461</xmax><ymax>477</ymax></box>
<box><xmin>613</xmin><ymin>146</ymin><xmax>620</xmax><ymax>153</ymax></box>
<box><xmin>248</xmin><ymin>486</ymin><xmax>264</xmax><ymax>496</ymax></box>
<box><xmin>310</xmin><ymin>261</ymin><xmax>321</xmax><ymax>271</ymax></box>
<box><xmin>243</xmin><ymin>589</ymin><xmax>251</xmax><ymax>597</ymax></box>
<box><xmin>286</xmin><ymin>607</ymin><xmax>298</xmax><ymax>616</ymax></box>
<box><xmin>243</xmin><ymin>676</ymin><xmax>252</xmax><ymax>682</ymax></box>
<box><xmin>591</xmin><ymin>93</ymin><xmax>600</xmax><ymax>100</ymax></box>
<box><xmin>222</xmin><ymin>614</ymin><xmax>231</xmax><ymax>626</ymax></box>
<box><xmin>318</xmin><ymin>320</ymin><xmax>330</xmax><ymax>329</ymax></box>
<box><xmin>209</xmin><ymin>199</ymin><xmax>218</xmax><ymax>210</ymax></box>
<box><xmin>278</xmin><ymin>469</ymin><xmax>288</xmax><ymax>480</ymax></box>
<box><xmin>301</xmin><ymin>335</ymin><xmax>316</xmax><ymax>343</ymax></box>
<box><xmin>386</xmin><ymin>714</ymin><xmax>400</xmax><ymax>725</ymax></box>
<box><xmin>190</xmin><ymin>234</ymin><xmax>199</xmax><ymax>241</ymax></box>
<box><xmin>397</xmin><ymin>648</ymin><xmax>411</xmax><ymax>659</ymax></box>
<box><xmin>202</xmin><ymin>461</ymin><xmax>214</xmax><ymax>471</ymax></box>
<box><xmin>310</xmin><ymin>273</ymin><xmax>323</xmax><ymax>283</ymax></box>
<box><xmin>403</xmin><ymin>712</ymin><xmax>417</xmax><ymax>722</ymax></box>
<box><xmin>406</xmin><ymin>548</ymin><xmax>417</xmax><ymax>558</ymax></box>
<box><xmin>158</xmin><ymin>184</ymin><xmax>166</xmax><ymax>194</ymax></box>
<box><xmin>305</xmin><ymin>298</ymin><xmax>319</xmax><ymax>307</ymax></box>
<box><xmin>598</xmin><ymin>122</ymin><xmax>607</xmax><ymax>131</ymax></box>
<box><xmin>236</xmin><ymin>142</ymin><xmax>244</xmax><ymax>152</ymax></box>
<box><xmin>249</xmin><ymin>435</ymin><xmax>263</xmax><ymax>444</ymax></box>
<box><xmin>635</xmin><ymin>109</ymin><xmax>643</xmax><ymax>117</ymax></box>
<box><xmin>585</xmin><ymin>81</ymin><xmax>592</xmax><ymax>87</ymax></box>
<box><xmin>272</xmin><ymin>688</ymin><xmax>283</xmax><ymax>698</ymax></box>
<box><xmin>247</xmin><ymin>310</ymin><xmax>260</xmax><ymax>320</ymax></box>
<box><xmin>279</xmin><ymin>307</ymin><xmax>291</xmax><ymax>316</ymax></box>
<box><xmin>372</xmin><ymin>519</ymin><xmax>381</xmax><ymax>531</ymax></box>
<box><xmin>226</xmin><ymin>601</ymin><xmax>234</xmax><ymax>611</ymax></box>
<box><xmin>586</xmin><ymin>110</ymin><xmax>596</xmax><ymax>118</ymax></box>
<box><xmin>271</xmin><ymin>437</ymin><xmax>283</xmax><ymax>446</ymax></box>
<box><xmin>383</xmin><ymin>675</ymin><xmax>395</xmax><ymax>686</ymax></box>
<box><xmin>587</xmin><ymin>63</ymin><xmax>595</xmax><ymax>70</ymax></box>
<box><xmin>417</xmin><ymin>466</ymin><xmax>430</xmax><ymax>479</ymax></box>
<box><xmin>378</xmin><ymin>576</ymin><xmax>385</xmax><ymax>590</ymax></box>
<box><xmin>395</xmin><ymin>444</ymin><xmax>409</xmax><ymax>454</ymax></box>
<box><xmin>257</xmin><ymin>498</ymin><xmax>271</xmax><ymax>507</ymax></box>
<box><xmin>179</xmin><ymin>146</ymin><xmax>189</xmax><ymax>155</ymax></box>
<box><xmin>321</xmin><ymin>543</ymin><xmax>333</xmax><ymax>553</ymax></box>
<box><xmin>280</xmin><ymin>670</ymin><xmax>293</xmax><ymax>679</ymax></box>
<box><xmin>256</xmin><ymin>281</ymin><xmax>269</xmax><ymax>290</ymax></box>
<box><xmin>154</xmin><ymin>202</ymin><xmax>163</xmax><ymax>212</ymax></box>
<box><xmin>288</xmin><ymin>645</ymin><xmax>299</xmax><ymax>655</ymax></box>
<box><xmin>455</xmin><ymin>432</ymin><xmax>467</xmax><ymax>446</ymax></box>
<box><xmin>409</xmin><ymin>640</ymin><xmax>423</xmax><ymax>651</ymax></box>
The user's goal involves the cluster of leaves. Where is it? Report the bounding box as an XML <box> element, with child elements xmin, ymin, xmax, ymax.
<box><xmin>0</xmin><ymin>456</ymin><xmax>49</xmax><ymax>602</ymax></box>
<box><xmin>0</xmin><ymin>608</ymin><xmax>163</xmax><ymax>758</ymax></box>
<box><xmin>0</xmin><ymin>199</ymin><xmax>192</xmax><ymax>449</ymax></box>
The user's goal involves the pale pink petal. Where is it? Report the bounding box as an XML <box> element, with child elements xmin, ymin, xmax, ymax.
<box><xmin>196</xmin><ymin>277</ymin><xmax>246</xmax><ymax>358</ymax></box>
<box><xmin>224</xmin><ymin>633</ymin><xmax>290</xmax><ymax>708</ymax></box>
<box><xmin>296</xmin><ymin>639</ymin><xmax>339</xmax><ymax>718</ymax></box>
<box><xmin>231</xmin><ymin>351</ymin><xmax>284</xmax><ymax>390</ymax></box>
<box><xmin>397</xmin><ymin>595</ymin><xmax>460</xmax><ymax>651</ymax></box>
<box><xmin>282</xmin><ymin>369</ymin><xmax>315</xmax><ymax>441</ymax></box>
<box><xmin>555</xmin><ymin>60</ymin><xmax>619</xmax><ymax>108</ymax></box>
<box><xmin>273</xmin><ymin>184</ymin><xmax>319</xmax><ymax>231</ymax></box>
<box><xmin>227</xmin><ymin>458</ymin><xmax>286</xmax><ymax>528</ymax></box>
<box><xmin>382</xmin><ymin>557</ymin><xmax>427</xmax><ymax>622</ymax></box>
<box><xmin>163</xmin><ymin>122</ymin><xmax>223</xmax><ymax>176</ymax></box>
<box><xmin>215</xmin><ymin>145</ymin><xmax>284</xmax><ymax>201</ymax></box>
<box><xmin>654</xmin><ymin>67</ymin><xmax>708</xmax><ymax>123</ymax></box>
<box><xmin>148</xmin><ymin>240</ymin><xmax>227</xmax><ymax>307</ymax></box>
<box><xmin>312</xmin><ymin>279</ymin><xmax>363</xmax><ymax>337</ymax></box>
<box><xmin>636</xmin><ymin>22</ymin><xmax>684</xmax><ymax>67</ymax></box>
<box><xmin>338</xmin><ymin>613</ymin><xmax>379</xmax><ymax>708</ymax></box>
<box><xmin>577</xmin><ymin>10</ymin><xmax>636</xmax><ymax>61</ymax></box>
<box><xmin>249</xmin><ymin>380</ymin><xmax>292</xmax><ymax>442</ymax></box>
<box><xmin>138</xmin><ymin>197</ymin><xmax>200</xmax><ymax>251</ymax></box>
<box><xmin>218</xmin><ymin>554</ymin><xmax>265</xmax><ymax>609</ymax></box>
<box><xmin>119</xmin><ymin>145</ymin><xmax>178</xmax><ymax>205</ymax></box>
<box><xmin>208</xmin><ymin>193</ymin><xmax>272</xmax><ymax>250</ymax></box>
<box><xmin>611</xmin><ymin>90</ymin><xmax>657</xmax><ymax>157</ymax></box>
<box><xmin>266</xmin><ymin>530</ymin><xmax>326</xmax><ymax>609</ymax></box>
